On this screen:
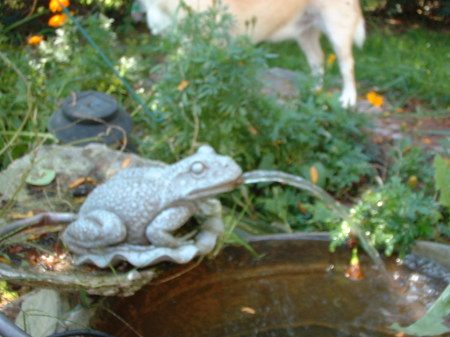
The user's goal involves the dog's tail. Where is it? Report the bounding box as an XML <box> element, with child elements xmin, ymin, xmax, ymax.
<box><xmin>353</xmin><ymin>18</ymin><xmax>366</xmax><ymax>48</ymax></box>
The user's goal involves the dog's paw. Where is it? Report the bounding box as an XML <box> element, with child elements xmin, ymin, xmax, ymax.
<box><xmin>339</xmin><ymin>90</ymin><xmax>357</xmax><ymax>109</ymax></box>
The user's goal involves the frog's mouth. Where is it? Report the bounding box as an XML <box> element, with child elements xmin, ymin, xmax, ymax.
<box><xmin>188</xmin><ymin>177</ymin><xmax>243</xmax><ymax>199</ymax></box>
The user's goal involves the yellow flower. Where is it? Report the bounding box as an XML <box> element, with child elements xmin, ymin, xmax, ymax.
<box><xmin>48</xmin><ymin>14</ymin><xmax>67</xmax><ymax>27</ymax></box>
<box><xmin>28</xmin><ymin>35</ymin><xmax>44</xmax><ymax>45</ymax></box>
<box><xmin>326</xmin><ymin>53</ymin><xmax>336</xmax><ymax>67</ymax></box>
<box><xmin>177</xmin><ymin>80</ymin><xmax>189</xmax><ymax>91</ymax></box>
<box><xmin>49</xmin><ymin>0</ymin><xmax>70</xmax><ymax>12</ymax></box>
<box><xmin>408</xmin><ymin>175</ymin><xmax>418</xmax><ymax>187</ymax></box>
<box><xmin>366</xmin><ymin>91</ymin><xmax>384</xmax><ymax>107</ymax></box>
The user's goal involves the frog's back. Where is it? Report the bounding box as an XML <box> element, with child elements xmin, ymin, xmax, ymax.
<box><xmin>79</xmin><ymin>166</ymin><xmax>164</xmax><ymax>222</ymax></box>
<box><xmin>111</xmin><ymin>167</ymin><xmax>164</xmax><ymax>180</ymax></box>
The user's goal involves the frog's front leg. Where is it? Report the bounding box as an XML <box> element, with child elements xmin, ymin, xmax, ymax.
<box><xmin>195</xmin><ymin>199</ymin><xmax>224</xmax><ymax>254</ymax></box>
<box><xmin>146</xmin><ymin>205</ymin><xmax>196</xmax><ymax>248</ymax></box>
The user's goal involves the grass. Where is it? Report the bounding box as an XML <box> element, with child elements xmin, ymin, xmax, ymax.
<box><xmin>261</xmin><ymin>21</ymin><xmax>450</xmax><ymax>112</ymax></box>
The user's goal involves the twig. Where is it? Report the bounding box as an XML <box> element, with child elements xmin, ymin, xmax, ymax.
<box><xmin>25</xmin><ymin>0</ymin><xmax>38</xmax><ymax>18</ymax></box>
<box><xmin>0</xmin><ymin>212</ymin><xmax>78</xmax><ymax>240</ymax></box>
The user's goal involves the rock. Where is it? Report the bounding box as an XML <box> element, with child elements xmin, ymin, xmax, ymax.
<box><xmin>261</xmin><ymin>67</ymin><xmax>301</xmax><ymax>100</ymax></box>
<box><xmin>15</xmin><ymin>289</ymin><xmax>61</xmax><ymax>337</ymax></box>
<box><xmin>0</xmin><ymin>143</ymin><xmax>165</xmax><ymax>205</ymax></box>
<box><xmin>413</xmin><ymin>240</ymin><xmax>450</xmax><ymax>271</ymax></box>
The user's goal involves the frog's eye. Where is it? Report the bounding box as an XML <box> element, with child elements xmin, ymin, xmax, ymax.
<box><xmin>191</xmin><ymin>161</ymin><xmax>206</xmax><ymax>175</ymax></box>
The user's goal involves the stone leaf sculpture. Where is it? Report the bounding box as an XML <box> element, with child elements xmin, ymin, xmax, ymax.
<box><xmin>62</xmin><ymin>145</ymin><xmax>242</xmax><ymax>268</ymax></box>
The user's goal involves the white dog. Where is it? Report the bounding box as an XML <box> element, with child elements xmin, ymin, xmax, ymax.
<box><xmin>139</xmin><ymin>0</ymin><xmax>365</xmax><ymax>108</ymax></box>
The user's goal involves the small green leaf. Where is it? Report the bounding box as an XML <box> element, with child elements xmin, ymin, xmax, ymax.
<box><xmin>224</xmin><ymin>231</ymin><xmax>261</xmax><ymax>258</ymax></box>
<box><xmin>26</xmin><ymin>169</ymin><xmax>56</xmax><ymax>186</ymax></box>
<box><xmin>434</xmin><ymin>154</ymin><xmax>450</xmax><ymax>208</ymax></box>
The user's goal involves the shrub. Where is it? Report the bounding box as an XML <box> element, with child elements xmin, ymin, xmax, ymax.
<box><xmin>331</xmin><ymin>177</ymin><xmax>442</xmax><ymax>258</ymax></box>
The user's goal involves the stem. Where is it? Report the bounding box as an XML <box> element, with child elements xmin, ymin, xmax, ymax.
<box><xmin>4</xmin><ymin>11</ymin><xmax>48</xmax><ymax>32</ymax></box>
<box><xmin>0</xmin><ymin>52</ymin><xmax>33</xmax><ymax>158</ymax></box>
<box><xmin>0</xmin><ymin>131</ymin><xmax>57</xmax><ymax>141</ymax></box>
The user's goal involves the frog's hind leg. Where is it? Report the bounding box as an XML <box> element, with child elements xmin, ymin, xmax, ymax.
<box><xmin>62</xmin><ymin>210</ymin><xmax>127</xmax><ymax>253</ymax></box>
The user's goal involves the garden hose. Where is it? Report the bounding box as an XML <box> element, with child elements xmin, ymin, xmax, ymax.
<box><xmin>0</xmin><ymin>313</ymin><xmax>31</xmax><ymax>337</ymax></box>
<box><xmin>0</xmin><ymin>312</ymin><xmax>115</xmax><ymax>337</ymax></box>
<box><xmin>48</xmin><ymin>330</ymin><xmax>115</xmax><ymax>337</ymax></box>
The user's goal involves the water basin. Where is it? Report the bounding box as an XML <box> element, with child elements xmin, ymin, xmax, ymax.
<box><xmin>95</xmin><ymin>233</ymin><xmax>448</xmax><ymax>337</ymax></box>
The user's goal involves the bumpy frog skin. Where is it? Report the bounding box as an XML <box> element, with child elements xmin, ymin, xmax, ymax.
<box><xmin>62</xmin><ymin>145</ymin><xmax>242</xmax><ymax>268</ymax></box>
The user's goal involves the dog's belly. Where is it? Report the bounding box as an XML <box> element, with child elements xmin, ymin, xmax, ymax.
<box><xmin>262</xmin><ymin>8</ymin><xmax>322</xmax><ymax>43</ymax></box>
<box><xmin>143</xmin><ymin>0</ymin><xmax>315</xmax><ymax>43</ymax></box>
<box><xmin>225</xmin><ymin>0</ymin><xmax>311</xmax><ymax>43</ymax></box>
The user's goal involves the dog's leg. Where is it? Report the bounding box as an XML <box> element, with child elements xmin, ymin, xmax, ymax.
<box><xmin>297</xmin><ymin>27</ymin><xmax>324</xmax><ymax>89</ymax></box>
<box><xmin>332</xmin><ymin>37</ymin><xmax>357</xmax><ymax>108</ymax></box>
<box><xmin>320</xmin><ymin>12</ymin><xmax>360</xmax><ymax>108</ymax></box>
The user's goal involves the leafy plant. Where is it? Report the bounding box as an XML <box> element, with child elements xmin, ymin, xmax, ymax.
<box><xmin>340</xmin><ymin>177</ymin><xmax>441</xmax><ymax>258</ymax></box>
<box><xmin>434</xmin><ymin>153</ymin><xmax>450</xmax><ymax>208</ymax></box>
<box><xmin>387</xmin><ymin>137</ymin><xmax>435</xmax><ymax>192</ymax></box>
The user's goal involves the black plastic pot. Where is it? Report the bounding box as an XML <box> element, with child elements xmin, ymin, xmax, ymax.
<box><xmin>49</xmin><ymin>91</ymin><xmax>133</xmax><ymax>146</ymax></box>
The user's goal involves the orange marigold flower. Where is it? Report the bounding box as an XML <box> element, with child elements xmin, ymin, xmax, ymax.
<box><xmin>48</xmin><ymin>14</ymin><xmax>67</xmax><ymax>27</ymax></box>
<box><xmin>366</xmin><ymin>91</ymin><xmax>384</xmax><ymax>107</ymax></box>
<box><xmin>49</xmin><ymin>0</ymin><xmax>70</xmax><ymax>13</ymax></box>
<box><xmin>309</xmin><ymin>166</ymin><xmax>319</xmax><ymax>184</ymax></box>
<box><xmin>177</xmin><ymin>80</ymin><xmax>189</xmax><ymax>91</ymax></box>
<box><xmin>28</xmin><ymin>35</ymin><xmax>44</xmax><ymax>45</ymax></box>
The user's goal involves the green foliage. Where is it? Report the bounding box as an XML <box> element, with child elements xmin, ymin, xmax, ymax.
<box><xmin>32</xmin><ymin>14</ymin><xmax>141</xmax><ymax>95</ymax></box>
<box><xmin>0</xmin><ymin>51</ymin><xmax>44</xmax><ymax>168</ymax></box>
<box><xmin>0</xmin><ymin>13</ymin><xmax>147</xmax><ymax>168</ymax></box>
<box><xmin>138</xmin><ymin>3</ymin><xmax>373</xmax><ymax>197</ymax></box>
<box><xmin>387</xmin><ymin>137</ymin><xmax>435</xmax><ymax>191</ymax></box>
<box><xmin>0</xmin><ymin>280</ymin><xmax>19</xmax><ymax>302</ymax></box>
<box><xmin>263</xmin><ymin>26</ymin><xmax>450</xmax><ymax>110</ymax></box>
<box><xmin>328</xmin><ymin>143</ymin><xmax>450</xmax><ymax>256</ymax></box>
<box><xmin>79</xmin><ymin>0</ymin><xmax>132</xmax><ymax>8</ymax></box>
<box><xmin>347</xmin><ymin>177</ymin><xmax>441</xmax><ymax>258</ymax></box>
<box><xmin>0</xmin><ymin>0</ymin><xmax>136</xmax><ymax>46</ymax></box>
<box><xmin>354</xmin><ymin>27</ymin><xmax>450</xmax><ymax>109</ymax></box>
<box><xmin>131</xmin><ymin>3</ymin><xmax>376</xmax><ymax>235</ymax></box>
<box><xmin>378</xmin><ymin>0</ymin><xmax>450</xmax><ymax>23</ymax></box>
<box><xmin>1</xmin><ymin>1</ymin><xmax>448</xmax><ymax>260</ymax></box>
<box><xmin>434</xmin><ymin>153</ymin><xmax>450</xmax><ymax>208</ymax></box>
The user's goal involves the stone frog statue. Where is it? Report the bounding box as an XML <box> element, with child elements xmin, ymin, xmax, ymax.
<box><xmin>62</xmin><ymin>145</ymin><xmax>243</xmax><ymax>268</ymax></box>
